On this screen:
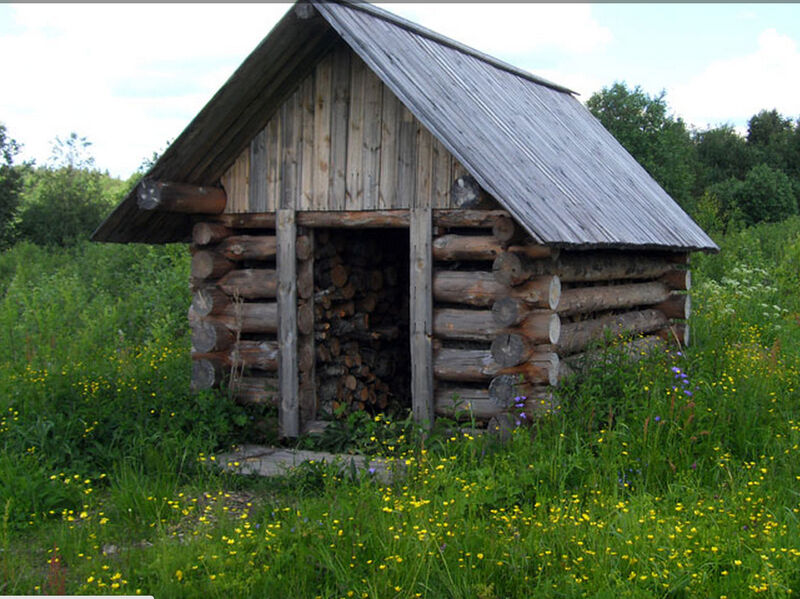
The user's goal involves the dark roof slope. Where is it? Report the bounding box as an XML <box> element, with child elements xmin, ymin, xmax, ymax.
<box><xmin>93</xmin><ymin>0</ymin><xmax>717</xmax><ymax>251</ymax></box>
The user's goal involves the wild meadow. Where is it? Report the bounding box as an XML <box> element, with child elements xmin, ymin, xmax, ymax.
<box><xmin>0</xmin><ymin>216</ymin><xmax>799</xmax><ymax>597</ymax></box>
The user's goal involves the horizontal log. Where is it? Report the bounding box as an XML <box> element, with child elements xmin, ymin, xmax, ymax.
<box><xmin>213</xmin><ymin>213</ymin><xmax>277</xmax><ymax>229</ymax></box>
<box><xmin>516</xmin><ymin>311</ymin><xmax>561</xmax><ymax>345</ymax></box>
<box><xmin>191</xmin><ymin>250</ymin><xmax>234</xmax><ymax>280</ymax></box>
<box><xmin>660</xmin><ymin>269</ymin><xmax>691</xmax><ymax>291</ymax></box>
<box><xmin>192</xmin><ymin>319</ymin><xmax>235</xmax><ymax>353</ymax></box>
<box><xmin>557</xmin><ymin>281</ymin><xmax>671</xmax><ymax>317</ymax></box>
<box><xmin>433</xmin><ymin>234</ymin><xmax>505</xmax><ymax>261</ymax></box>
<box><xmin>193</xmin><ymin>222</ymin><xmax>232</xmax><ymax>246</ymax></box>
<box><xmin>433</xmin><ymin>271</ymin><xmax>559</xmax><ymax>310</ymax></box>
<box><xmin>654</xmin><ymin>293</ymin><xmax>691</xmax><ymax>320</ymax></box>
<box><xmin>219</xmin><ymin>303</ymin><xmax>278</xmax><ymax>334</ymax></box>
<box><xmin>231</xmin><ymin>376</ymin><xmax>279</xmax><ymax>406</ymax></box>
<box><xmin>434</xmin><ymin>348</ymin><xmax>558</xmax><ymax>386</ymax></box>
<box><xmin>493</xmin><ymin>251</ymin><xmax>676</xmax><ymax>286</ymax></box>
<box><xmin>564</xmin><ymin>335</ymin><xmax>666</xmax><ymax>374</ymax></box>
<box><xmin>488</xmin><ymin>375</ymin><xmax>553</xmax><ymax>409</ymax></box>
<box><xmin>433</xmin><ymin>308</ymin><xmax>500</xmax><ymax>342</ymax></box>
<box><xmin>191</xmin><ymin>287</ymin><xmax>229</xmax><ymax>317</ymax></box>
<box><xmin>558</xmin><ymin>309</ymin><xmax>669</xmax><ymax>355</ymax></box>
<box><xmin>218</xmin><ymin>269</ymin><xmax>277</xmax><ymax>299</ymax></box>
<box><xmin>300</xmin><ymin>211</ymin><xmax>410</xmax><ymax>228</ymax></box>
<box><xmin>195</xmin><ymin>340</ymin><xmax>280</xmax><ymax>373</ymax></box>
<box><xmin>433</xmin><ymin>234</ymin><xmax>555</xmax><ymax>262</ymax></box>
<box><xmin>434</xmin><ymin>209</ymin><xmax>510</xmax><ymax>228</ymax></box>
<box><xmin>219</xmin><ymin>235</ymin><xmax>277</xmax><ymax>261</ymax></box>
<box><xmin>137</xmin><ymin>179</ymin><xmax>226</xmax><ymax>214</ymax></box>
<box><xmin>434</xmin><ymin>386</ymin><xmax>554</xmax><ymax>421</ymax></box>
<box><xmin>433</xmin><ymin>271</ymin><xmax>505</xmax><ymax>307</ymax></box>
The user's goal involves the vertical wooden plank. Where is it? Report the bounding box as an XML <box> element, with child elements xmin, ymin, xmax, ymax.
<box><xmin>410</xmin><ymin>205</ymin><xmax>434</xmax><ymax>428</ymax></box>
<box><xmin>249</xmin><ymin>128</ymin><xmax>267</xmax><ymax>212</ymax></box>
<box><xmin>361</xmin><ymin>67</ymin><xmax>383</xmax><ymax>209</ymax></box>
<box><xmin>266</xmin><ymin>115</ymin><xmax>281</xmax><ymax>212</ymax></box>
<box><xmin>277</xmin><ymin>209</ymin><xmax>299</xmax><ymax>438</ymax></box>
<box><xmin>416</xmin><ymin>127</ymin><xmax>434</xmax><ymax>210</ymax></box>
<box><xmin>297</xmin><ymin>228</ymin><xmax>316</xmax><ymax>421</ymax></box>
<box><xmin>312</xmin><ymin>52</ymin><xmax>333</xmax><ymax>211</ymax></box>
<box><xmin>346</xmin><ymin>55</ymin><xmax>365</xmax><ymax>210</ymax></box>
<box><xmin>281</xmin><ymin>89</ymin><xmax>299</xmax><ymax>210</ymax></box>
<box><xmin>329</xmin><ymin>46</ymin><xmax>350</xmax><ymax>211</ymax></box>
<box><xmin>378</xmin><ymin>85</ymin><xmax>398</xmax><ymax>209</ymax></box>
<box><xmin>396</xmin><ymin>105</ymin><xmax>418</xmax><ymax>209</ymax></box>
<box><xmin>300</xmin><ymin>76</ymin><xmax>315</xmax><ymax>210</ymax></box>
<box><xmin>431</xmin><ymin>135</ymin><xmax>452</xmax><ymax>209</ymax></box>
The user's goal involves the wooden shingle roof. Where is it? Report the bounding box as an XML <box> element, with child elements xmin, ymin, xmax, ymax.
<box><xmin>93</xmin><ymin>0</ymin><xmax>718</xmax><ymax>252</ymax></box>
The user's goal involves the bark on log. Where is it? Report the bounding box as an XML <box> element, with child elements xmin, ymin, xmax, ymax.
<box><xmin>494</xmin><ymin>251</ymin><xmax>675</xmax><ymax>286</ymax></box>
<box><xmin>558</xmin><ymin>309</ymin><xmax>669</xmax><ymax>355</ymax></box>
<box><xmin>217</xmin><ymin>269</ymin><xmax>277</xmax><ymax>299</ymax></box>
<box><xmin>191</xmin><ymin>251</ymin><xmax>234</xmax><ymax>280</ymax></box>
<box><xmin>191</xmin><ymin>287</ymin><xmax>229</xmax><ymax>317</ymax></box>
<box><xmin>193</xmin><ymin>222</ymin><xmax>232</xmax><ymax>246</ymax></box>
<box><xmin>192</xmin><ymin>319</ymin><xmax>235</xmax><ymax>353</ymax></box>
<box><xmin>218</xmin><ymin>302</ymin><xmax>278</xmax><ymax>334</ymax></box>
<box><xmin>654</xmin><ymin>293</ymin><xmax>691</xmax><ymax>320</ymax></box>
<box><xmin>137</xmin><ymin>179</ymin><xmax>226</xmax><ymax>214</ymax></box>
<box><xmin>299</xmin><ymin>210</ymin><xmax>410</xmax><ymax>228</ymax></box>
<box><xmin>433</xmin><ymin>348</ymin><xmax>558</xmax><ymax>384</ymax></box>
<box><xmin>231</xmin><ymin>376</ymin><xmax>279</xmax><ymax>406</ymax></box>
<box><xmin>660</xmin><ymin>269</ymin><xmax>691</xmax><ymax>291</ymax></box>
<box><xmin>488</xmin><ymin>375</ymin><xmax>553</xmax><ymax>409</ymax></box>
<box><xmin>433</xmin><ymin>308</ymin><xmax>500</xmax><ymax>342</ymax></box>
<box><xmin>434</xmin><ymin>209</ymin><xmax>509</xmax><ymax>228</ymax></box>
<box><xmin>433</xmin><ymin>271</ymin><xmax>505</xmax><ymax>307</ymax></box>
<box><xmin>433</xmin><ymin>235</ymin><xmax>505</xmax><ymax>261</ymax></box>
<box><xmin>517</xmin><ymin>311</ymin><xmax>561</xmax><ymax>345</ymax></box>
<box><xmin>219</xmin><ymin>235</ymin><xmax>277</xmax><ymax>261</ymax></box>
<box><xmin>557</xmin><ymin>281</ymin><xmax>671</xmax><ymax>317</ymax></box>
<box><xmin>231</xmin><ymin>340</ymin><xmax>280</xmax><ymax>371</ymax></box>
<box><xmin>434</xmin><ymin>386</ymin><xmax>555</xmax><ymax>420</ymax></box>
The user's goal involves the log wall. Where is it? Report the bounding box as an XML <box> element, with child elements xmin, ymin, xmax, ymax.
<box><xmin>219</xmin><ymin>41</ymin><xmax>476</xmax><ymax>214</ymax></box>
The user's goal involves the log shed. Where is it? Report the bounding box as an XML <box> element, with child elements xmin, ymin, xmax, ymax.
<box><xmin>92</xmin><ymin>0</ymin><xmax>718</xmax><ymax>438</ymax></box>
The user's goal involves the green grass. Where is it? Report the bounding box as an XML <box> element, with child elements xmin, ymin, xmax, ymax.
<box><xmin>1</xmin><ymin>218</ymin><xmax>799</xmax><ymax>597</ymax></box>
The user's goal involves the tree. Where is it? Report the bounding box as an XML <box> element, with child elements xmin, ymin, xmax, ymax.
<box><xmin>0</xmin><ymin>123</ymin><xmax>24</xmax><ymax>248</ymax></box>
<box><xmin>692</xmin><ymin>125</ymin><xmax>752</xmax><ymax>193</ymax></box>
<box><xmin>586</xmin><ymin>82</ymin><xmax>696</xmax><ymax>211</ymax></box>
<box><xmin>735</xmin><ymin>163</ymin><xmax>797</xmax><ymax>226</ymax></box>
<box><xmin>746</xmin><ymin>109</ymin><xmax>795</xmax><ymax>174</ymax></box>
<box><xmin>16</xmin><ymin>133</ymin><xmax>116</xmax><ymax>247</ymax></box>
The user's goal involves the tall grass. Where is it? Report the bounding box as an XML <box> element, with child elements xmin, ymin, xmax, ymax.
<box><xmin>1</xmin><ymin>217</ymin><xmax>799</xmax><ymax>596</ymax></box>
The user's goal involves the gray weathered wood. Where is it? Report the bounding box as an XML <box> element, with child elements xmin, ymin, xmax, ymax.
<box><xmin>410</xmin><ymin>205</ymin><xmax>434</xmax><ymax>427</ymax></box>
<box><xmin>329</xmin><ymin>46</ymin><xmax>350</xmax><ymax>210</ymax></box>
<box><xmin>277</xmin><ymin>209</ymin><xmax>299</xmax><ymax>437</ymax></box>
<box><xmin>249</xmin><ymin>129</ymin><xmax>267</xmax><ymax>212</ymax></box>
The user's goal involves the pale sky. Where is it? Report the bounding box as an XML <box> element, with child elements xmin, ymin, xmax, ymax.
<box><xmin>1</xmin><ymin>3</ymin><xmax>798</xmax><ymax>179</ymax></box>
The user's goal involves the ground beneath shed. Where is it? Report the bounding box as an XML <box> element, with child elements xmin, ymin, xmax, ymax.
<box><xmin>215</xmin><ymin>445</ymin><xmax>396</xmax><ymax>483</ymax></box>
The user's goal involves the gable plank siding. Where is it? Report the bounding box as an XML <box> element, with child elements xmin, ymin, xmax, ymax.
<box><xmin>221</xmin><ymin>43</ymin><xmax>460</xmax><ymax>214</ymax></box>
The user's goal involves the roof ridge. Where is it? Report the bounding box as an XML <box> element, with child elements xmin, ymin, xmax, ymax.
<box><xmin>311</xmin><ymin>0</ymin><xmax>577</xmax><ymax>96</ymax></box>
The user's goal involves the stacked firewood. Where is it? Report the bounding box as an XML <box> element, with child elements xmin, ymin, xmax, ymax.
<box><xmin>313</xmin><ymin>229</ymin><xmax>410</xmax><ymax>416</ymax></box>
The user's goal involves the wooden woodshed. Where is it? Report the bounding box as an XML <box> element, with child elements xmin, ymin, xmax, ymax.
<box><xmin>92</xmin><ymin>0</ymin><xmax>718</xmax><ymax>437</ymax></box>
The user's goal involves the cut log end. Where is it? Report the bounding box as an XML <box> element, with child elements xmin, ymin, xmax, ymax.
<box><xmin>191</xmin><ymin>358</ymin><xmax>222</xmax><ymax>391</ymax></box>
<box><xmin>490</xmin><ymin>333</ymin><xmax>530</xmax><ymax>368</ymax></box>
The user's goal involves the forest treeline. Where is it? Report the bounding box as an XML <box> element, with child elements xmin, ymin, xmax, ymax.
<box><xmin>1</xmin><ymin>81</ymin><xmax>799</xmax><ymax>249</ymax></box>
